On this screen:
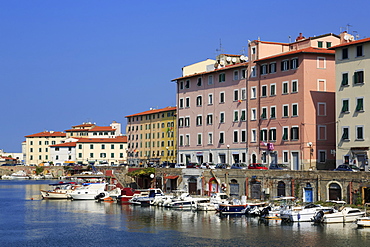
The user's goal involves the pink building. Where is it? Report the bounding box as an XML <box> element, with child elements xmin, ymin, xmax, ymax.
<box><xmin>173</xmin><ymin>54</ymin><xmax>248</xmax><ymax>166</ymax></box>
<box><xmin>248</xmin><ymin>33</ymin><xmax>340</xmax><ymax>170</ymax></box>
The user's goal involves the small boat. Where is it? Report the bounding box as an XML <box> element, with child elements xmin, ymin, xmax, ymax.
<box><xmin>356</xmin><ymin>203</ymin><xmax>370</xmax><ymax>227</ymax></box>
<box><xmin>196</xmin><ymin>193</ymin><xmax>229</xmax><ymax>211</ymax></box>
<box><xmin>165</xmin><ymin>196</ymin><xmax>210</xmax><ymax>210</ymax></box>
<box><xmin>41</xmin><ymin>182</ymin><xmax>78</xmax><ymax>199</ymax></box>
<box><xmin>280</xmin><ymin>203</ymin><xmax>335</xmax><ymax>222</ymax></box>
<box><xmin>68</xmin><ymin>183</ymin><xmax>107</xmax><ymax>200</ymax></box>
<box><xmin>2</xmin><ymin>170</ymin><xmax>30</xmax><ymax>179</ymax></box>
<box><xmin>313</xmin><ymin>206</ymin><xmax>365</xmax><ymax>223</ymax></box>
<box><xmin>129</xmin><ymin>188</ymin><xmax>164</xmax><ymax>206</ymax></box>
<box><xmin>217</xmin><ymin>196</ymin><xmax>248</xmax><ymax>215</ymax></box>
<box><xmin>95</xmin><ymin>186</ymin><xmax>121</xmax><ymax>202</ymax></box>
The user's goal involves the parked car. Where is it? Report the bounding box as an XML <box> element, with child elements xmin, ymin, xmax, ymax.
<box><xmin>269</xmin><ymin>163</ymin><xmax>290</xmax><ymax>170</ymax></box>
<box><xmin>175</xmin><ymin>163</ymin><xmax>186</xmax><ymax>169</ymax></box>
<box><xmin>231</xmin><ymin>163</ymin><xmax>248</xmax><ymax>169</ymax></box>
<box><xmin>215</xmin><ymin>163</ymin><xmax>230</xmax><ymax>169</ymax></box>
<box><xmin>334</xmin><ymin>164</ymin><xmax>360</xmax><ymax>172</ymax></box>
<box><xmin>248</xmin><ymin>163</ymin><xmax>268</xmax><ymax>170</ymax></box>
<box><xmin>186</xmin><ymin>162</ymin><xmax>199</xmax><ymax>168</ymax></box>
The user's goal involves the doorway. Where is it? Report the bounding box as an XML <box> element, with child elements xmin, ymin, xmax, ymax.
<box><xmin>292</xmin><ymin>152</ymin><xmax>299</xmax><ymax>170</ymax></box>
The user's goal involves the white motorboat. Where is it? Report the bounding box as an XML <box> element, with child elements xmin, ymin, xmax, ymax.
<box><xmin>280</xmin><ymin>203</ymin><xmax>335</xmax><ymax>222</ymax></box>
<box><xmin>41</xmin><ymin>182</ymin><xmax>78</xmax><ymax>199</ymax></box>
<box><xmin>165</xmin><ymin>196</ymin><xmax>210</xmax><ymax>210</ymax></box>
<box><xmin>196</xmin><ymin>193</ymin><xmax>229</xmax><ymax>211</ymax></box>
<box><xmin>356</xmin><ymin>203</ymin><xmax>370</xmax><ymax>227</ymax></box>
<box><xmin>128</xmin><ymin>188</ymin><xmax>164</xmax><ymax>206</ymax></box>
<box><xmin>313</xmin><ymin>206</ymin><xmax>365</xmax><ymax>223</ymax></box>
<box><xmin>68</xmin><ymin>183</ymin><xmax>107</xmax><ymax>200</ymax></box>
<box><xmin>95</xmin><ymin>187</ymin><xmax>122</xmax><ymax>202</ymax></box>
<box><xmin>2</xmin><ymin>170</ymin><xmax>30</xmax><ymax>179</ymax></box>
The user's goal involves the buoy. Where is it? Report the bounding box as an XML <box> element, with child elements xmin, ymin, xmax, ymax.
<box><xmin>31</xmin><ymin>198</ymin><xmax>34</xmax><ymax>200</ymax></box>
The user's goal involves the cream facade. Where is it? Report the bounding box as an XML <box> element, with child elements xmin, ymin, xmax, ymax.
<box><xmin>332</xmin><ymin>34</ymin><xmax>370</xmax><ymax>171</ymax></box>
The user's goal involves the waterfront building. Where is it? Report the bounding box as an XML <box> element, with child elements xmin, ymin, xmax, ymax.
<box><xmin>0</xmin><ymin>149</ymin><xmax>23</xmax><ymax>165</ymax></box>
<box><xmin>125</xmin><ymin>106</ymin><xmax>177</xmax><ymax>167</ymax></box>
<box><xmin>65</xmin><ymin>121</ymin><xmax>122</xmax><ymax>139</ymax></box>
<box><xmin>248</xmin><ymin>33</ymin><xmax>340</xmax><ymax>170</ymax></box>
<box><xmin>25</xmin><ymin>131</ymin><xmax>66</xmax><ymax>165</ymax></box>
<box><xmin>172</xmin><ymin>55</ymin><xmax>248</xmax><ymax>165</ymax></box>
<box><xmin>330</xmin><ymin>33</ymin><xmax>370</xmax><ymax>171</ymax></box>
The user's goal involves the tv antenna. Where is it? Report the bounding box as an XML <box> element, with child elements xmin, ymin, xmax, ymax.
<box><xmin>216</xmin><ymin>39</ymin><xmax>224</xmax><ymax>55</ymax></box>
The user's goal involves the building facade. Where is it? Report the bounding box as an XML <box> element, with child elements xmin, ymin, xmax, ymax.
<box><xmin>126</xmin><ymin>106</ymin><xmax>177</xmax><ymax>166</ymax></box>
<box><xmin>173</xmin><ymin>54</ymin><xmax>248</xmax><ymax>166</ymax></box>
<box><xmin>331</xmin><ymin>33</ymin><xmax>370</xmax><ymax>171</ymax></box>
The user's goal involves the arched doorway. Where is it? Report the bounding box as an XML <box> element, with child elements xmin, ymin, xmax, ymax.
<box><xmin>328</xmin><ymin>182</ymin><xmax>342</xmax><ymax>201</ymax></box>
<box><xmin>251</xmin><ymin>179</ymin><xmax>261</xmax><ymax>199</ymax></box>
<box><xmin>251</xmin><ymin>153</ymin><xmax>257</xmax><ymax>164</ymax></box>
<box><xmin>277</xmin><ymin>181</ymin><xmax>286</xmax><ymax>197</ymax></box>
<box><xmin>208</xmin><ymin>177</ymin><xmax>219</xmax><ymax>195</ymax></box>
<box><xmin>188</xmin><ymin>176</ymin><xmax>197</xmax><ymax>195</ymax></box>
<box><xmin>304</xmin><ymin>183</ymin><xmax>313</xmax><ymax>203</ymax></box>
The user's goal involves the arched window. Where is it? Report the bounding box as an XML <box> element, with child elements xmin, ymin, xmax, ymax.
<box><xmin>328</xmin><ymin>182</ymin><xmax>342</xmax><ymax>201</ymax></box>
<box><xmin>229</xmin><ymin>179</ymin><xmax>239</xmax><ymax>197</ymax></box>
<box><xmin>277</xmin><ymin>181</ymin><xmax>286</xmax><ymax>197</ymax></box>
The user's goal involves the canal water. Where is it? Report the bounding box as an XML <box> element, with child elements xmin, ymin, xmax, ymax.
<box><xmin>1</xmin><ymin>180</ymin><xmax>369</xmax><ymax>247</ymax></box>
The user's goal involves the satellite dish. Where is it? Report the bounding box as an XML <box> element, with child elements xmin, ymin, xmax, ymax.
<box><xmin>226</xmin><ymin>57</ymin><xmax>231</xmax><ymax>62</ymax></box>
<box><xmin>220</xmin><ymin>59</ymin><xmax>225</xmax><ymax>65</ymax></box>
<box><xmin>344</xmin><ymin>35</ymin><xmax>349</xmax><ymax>41</ymax></box>
<box><xmin>232</xmin><ymin>57</ymin><xmax>237</xmax><ymax>63</ymax></box>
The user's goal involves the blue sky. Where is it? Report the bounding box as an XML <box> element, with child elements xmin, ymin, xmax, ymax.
<box><xmin>1</xmin><ymin>0</ymin><xmax>369</xmax><ymax>152</ymax></box>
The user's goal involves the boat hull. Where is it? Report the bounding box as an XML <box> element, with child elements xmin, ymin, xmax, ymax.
<box><xmin>41</xmin><ymin>190</ymin><xmax>72</xmax><ymax>199</ymax></box>
<box><xmin>218</xmin><ymin>204</ymin><xmax>247</xmax><ymax>215</ymax></box>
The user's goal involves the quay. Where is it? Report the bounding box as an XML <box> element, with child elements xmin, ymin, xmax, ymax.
<box><xmin>1</xmin><ymin>166</ymin><xmax>370</xmax><ymax>204</ymax></box>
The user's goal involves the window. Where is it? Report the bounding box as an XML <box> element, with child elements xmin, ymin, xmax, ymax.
<box><xmin>233</xmin><ymin>70</ymin><xmax>239</xmax><ymax>80</ymax></box>
<box><xmin>178</xmin><ymin>135</ymin><xmax>183</xmax><ymax>146</ymax></box>
<box><xmin>90</xmin><ymin>153</ymin><xmax>94</xmax><ymax>158</ymax></box>
<box><xmin>185</xmin><ymin>134</ymin><xmax>190</xmax><ymax>146</ymax></box>
<box><xmin>251</xmin><ymin>46</ymin><xmax>256</xmax><ymax>54</ymax></box>
<box><xmin>251</xmin><ymin>129</ymin><xmax>257</xmax><ymax>142</ymax></box>
<box><xmin>185</xmin><ymin>80</ymin><xmax>190</xmax><ymax>88</ymax></box>
<box><xmin>219</xmin><ymin>132</ymin><xmax>224</xmax><ymax>144</ymax></box>
<box><xmin>234</xmin><ymin>90</ymin><xmax>239</xmax><ymax>101</ymax></box>
<box><xmin>233</xmin><ymin>110</ymin><xmax>239</xmax><ymax>122</ymax></box>
<box><xmin>261</xmin><ymin>107</ymin><xmax>267</xmax><ymax>119</ymax></box>
<box><xmin>356</xmin><ymin>126</ymin><xmax>364</xmax><ymax>140</ymax></box>
<box><xmin>220</xmin><ymin>92</ymin><xmax>225</xmax><ymax>103</ymax></box>
<box><xmin>197</xmin><ymin>77</ymin><xmax>202</xmax><ymax>86</ymax></box>
<box><xmin>185</xmin><ymin>117</ymin><xmax>190</xmax><ymax>127</ymax></box>
<box><xmin>269</xmin><ymin>62</ymin><xmax>276</xmax><ymax>73</ymax></box>
<box><xmin>185</xmin><ymin>97</ymin><xmax>190</xmax><ymax>107</ymax></box>
<box><xmin>342</xmin><ymin>127</ymin><xmax>349</xmax><ymax>140</ymax></box>
<box><xmin>196</xmin><ymin>115</ymin><xmax>202</xmax><ymax>126</ymax></box>
<box><xmin>317</xmin><ymin>57</ymin><xmax>326</xmax><ymax>69</ymax></box>
<box><xmin>283</xmin><ymin>105</ymin><xmax>289</xmax><ymax>117</ymax></box>
<box><xmin>269</xmin><ymin>128</ymin><xmax>277</xmax><ymax>141</ymax></box>
<box><xmin>354</xmin><ymin>70</ymin><xmax>364</xmax><ymax>84</ymax></box>
<box><xmin>270</xmin><ymin>84</ymin><xmax>276</xmax><ymax>96</ymax></box>
<box><xmin>282</xmin><ymin>81</ymin><xmax>288</xmax><ymax>94</ymax></box>
<box><xmin>261</xmin><ymin>85</ymin><xmax>267</xmax><ymax>97</ymax></box>
<box><xmin>319</xmin><ymin>151</ymin><xmax>326</xmax><ymax>163</ymax></box>
<box><xmin>318</xmin><ymin>41</ymin><xmax>323</xmax><ymax>48</ymax></box>
<box><xmin>241</xmin><ymin>88</ymin><xmax>246</xmax><ymax>100</ymax></box>
<box><xmin>291</xmin><ymin>58</ymin><xmax>298</xmax><ymax>69</ymax></box>
<box><xmin>341</xmin><ymin>73</ymin><xmax>349</xmax><ymax>86</ymax></box>
<box><xmin>318</xmin><ymin>79</ymin><xmax>326</xmax><ymax>91</ymax></box>
<box><xmin>326</xmin><ymin>42</ymin><xmax>332</xmax><ymax>48</ymax></box>
<box><xmin>282</xmin><ymin>127</ymin><xmax>289</xmax><ymax>140</ymax></box>
<box><xmin>208</xmin><ymin>75</ymin><xmax>213</xmax><ymax>85</ymax></box>
<box><xmin>341</xmin><ymin>99</ymin><xmax>349</xmax><ymax>113</ymax></box>
<box><xmin>342</xmin><ymin>48</ymin><xmax>348</xmax><ymax>59</ymax></box>
<box><xmin>179</xmin><ymin>81</ymin><xmax>184</xmax><ymax>90</ymax></box>
<box><xmin>197</xmin><ymin>133</ymin><xmax>202</xmax><ymax>145</ymax></box>
<box><xmin>251</xmin><ymin>66</ymin><xmax>256</xmax><ymax>77</ymax></box>
<box><xmin>178</xmin><ymin>118</ymin><xmax>184</xmax><ymax>127</ymax></box>
<box><xmin>281</xmin><ymin>60</ymin><xmax>289</xmax><ymax>71</ymax></box>
<box><xmin>207</xmin><ymin>114</ymin><xmax>213</xmax><ymax>125</ymax></box>
<box><xmin>240</xmin><ymin>109</ymin><xmax>246</xmax><ymax>121</ymax></box>
<box><xmin>291</xmin><ymin>126</ymin><xmax>299</xmax><ymax>140</ymax></box>
<box><xmin>260</xmin><ymin>129</ymin><xmax>268</xmax><ymax>142</ymax></box>
<box><xmin>318</xmin><ymin>125</ymin><xmax>327</xmax><ymax>140</ymax></box>
<box><xmin>101</xmin><ymin>144</ymin><xmax>105</xmax><ymax>149</ymax></box>
<box><xmin>292</xmin><ymin>103</ymin><xmax>298</xmax><ymax>117</ymax></box>
<box><xmin>220</xmin><ymin>112</ymin><xmax>225</xmax><ymax>123</ymax></box>
<box><xmin>233</xmin><ymin>130</ymin><xmax>238</xmax><ymax>143</ymax></box>
<box><xmin>241</xmin><ymin>69</ymin><xmax>246</xmax><ymax>79</ymax></box>
<box><xmin>356</xmin><ymin>45</ymin><xmax>363</xmax><ymax>57</ymax></box>
<box><xmin>356</xmin><ymin>98</ymin><xmax>364</xmax><ymax>112</ymax></box>
<box><xmin>90</xmin><ymin>144</ymin><xmax>94</xmax><ymax>149</ymax></box>
<box><xmin>283</xmin><ymin>151</ymin><xmax>289</xmax><ymax>163</ymax></box>
<box><xmin>251</xmin><ymin>87</ymin><xmax>257</xmax><ymax>99</ymax></box>
<box><xmin>208</xmin><ymin>133</ymin><xmax>213</xmax><ymax>144</ymax></box>
<box><xmin>251</xmin><ymin>108</ymin><xmax>257</xmax><ymax>120</ymax></box>
<box><xmin>208</xmin><ymin>94</ymin><xmax>213</xmax><ymax>105</ymax></box>
<box><xmin>291</xmin><ymin>80</ymin><xmax>298</xmax><ymax>93</ymax></box>
<box><xmin>196</xmin><ymin>96</ymin><xmax>202</xmax><ymax>106</ymax></box>
<box><xmin>241</xmin><ymin>130</ymin><xmax>246</xmax><ymax>143</ymax></box>
<box><xmin>318</xmin><ymin>103</ymin><xmax>326</xmax><ymax>116</ymax></box>
<box><xmin>219</xmin><ymin>73</ymin><xmax>225</xmax><ymax>82</ymax></box>
<box><xmin>270</xmin><ymin>106</ymin><xmax>276</xmax><ymax>118</ymax></box>
<box><xmin>261</xmin><ymin>64</ymin><xmax>268</xmax><ymax>75</ymax></box>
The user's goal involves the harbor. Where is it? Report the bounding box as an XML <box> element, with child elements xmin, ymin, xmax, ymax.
<box><xmin>1</xmin><ymin>179</ymin><xmax>370</xmax><ymax>247</ymax></box>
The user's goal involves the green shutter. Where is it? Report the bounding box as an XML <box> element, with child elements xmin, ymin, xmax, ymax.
<box><xmin>356</xmin><ymin>99</ymin><xmax>363</xmax><ymax>111</ymax></box>
<box><xmin>342</xmin><ymin>73</ymin><xmax>348</xmax><ymax>86</ymax></box>
<box><xmin>342</xmin><ymin>100</ymin><xmax>349</xmax><ymax>112</ymax></box>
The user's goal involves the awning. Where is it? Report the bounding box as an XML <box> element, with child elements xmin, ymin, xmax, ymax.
<box><xmin>164</xmin><ymin>175</ymin><xmax>179</xmax><ymax>180</ymax></box>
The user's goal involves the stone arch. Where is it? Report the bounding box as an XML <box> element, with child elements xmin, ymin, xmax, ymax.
<box><xmin>327</xmin><ymin>181</ymin><xmax>343</xmax><ymax>201</ymax></box>
<box><xmin>229</xmin><ymin>179</ymin><xmax>239</xmax><ymax>197</ymax></box>
<box><xmin>251</xmin><ymin>153</ymin><xmax>257</xmax><ymax>164</ymax></box>
<box><xmin>188</xmin><ymin>176</ymin><xmax>197</xmax><ymax>195</ymax></box>
<box><xmin>208</xmin><ymin>177</ymin><xmax>219</xmax><ymax>195</ymax></box>
<box><xmin>277</xmin><ymin>181</ymin><xmax>286</xmax><ymax>197</ymax></box>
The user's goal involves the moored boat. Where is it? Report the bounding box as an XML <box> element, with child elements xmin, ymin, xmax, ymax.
<box><xmin>68</xmin><ymin>183</ymin><xmax>107</xmax><ymax>200</ymax></box>
<box><xmin>313</xmin><ymin>206</ymin><xmax>365</xmax><ymax>223</ymax></box>
<box><xmin>356</xmin><ymin>203</ymin><xmax>370</xmax><ymax>227</ymax></box>
<box><xmin>41</xmin><ymin>182</ymin><xmax>78</xmax><ymax>199</ymax></box>
<box><xmin>2</xmin><ymin>170</ymin><xmax>30</xmax><ymax>179</ymax></box>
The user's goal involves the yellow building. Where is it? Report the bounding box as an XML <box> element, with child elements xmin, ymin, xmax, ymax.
<box><xmin>126</xmin><ymin>106</ymin><xmax>177</xmax><ymax>167</ymax></box>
